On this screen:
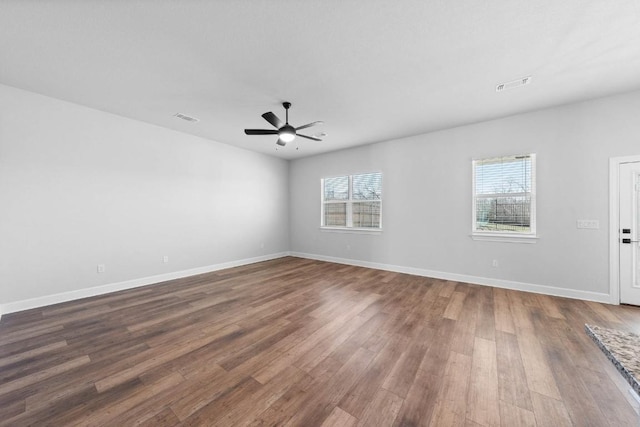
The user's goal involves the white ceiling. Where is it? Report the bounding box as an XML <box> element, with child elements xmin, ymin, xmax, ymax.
<box><xmin>2</xmin><ymin>1</ymin><xmax>640</xmax><ymax>159</ymax></box>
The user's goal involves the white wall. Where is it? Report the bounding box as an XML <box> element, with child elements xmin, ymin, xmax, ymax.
<box><xmin>0</xmin><ymin>84</ymin><xmax>289</xmax><ymax>313</ymax></box>
<box><xmin>289</xmin><ymin>89</ymin><xmax>640</xmax><ymax>301</ymax></box>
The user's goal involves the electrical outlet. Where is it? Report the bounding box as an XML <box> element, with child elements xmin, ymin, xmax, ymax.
<box><xmin>163</xmin><ymin>255</ymin><xmax>169</xmax><ymax>263</ymax></box>
<box><xmin>577</xmin><ymin>220</ymin><xmax>599</xmax><ymax>229</ymax></box>
<box><xmin>97</xmin><ymin>264</ymin><xmax>105</xmax><ymax>273</ymax></box>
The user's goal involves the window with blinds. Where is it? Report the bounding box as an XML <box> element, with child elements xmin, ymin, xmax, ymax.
<box><xmin>472</xmin><ymin>154</ymin><xmax>536</xmax><ymax>236</ymax></box>
<box><xmin>322</xmin><ymin>172</ymin><xmax>382</xmax><ymax>229</ymax></box>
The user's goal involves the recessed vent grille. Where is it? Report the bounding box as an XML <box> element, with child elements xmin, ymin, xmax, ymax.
<box><xmin>174</xmin><ymin>113</ymin><xmax>200</xmax><ymax>123</ymax></box>
<box><xmin>496</xmin><ymin>76</ymin><xmax>532</xmax><ymax>92</ymax></box>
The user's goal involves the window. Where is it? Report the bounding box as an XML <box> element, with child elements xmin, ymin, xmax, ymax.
<box><xmin>322</xmin><ymin>172</ymin><xmax>382</xmax><ymax>229</ymax></box>
<box><xmin>472</xmin><ymin>154</ymin><xmax>536</xmax><ymax>240</ymax></box>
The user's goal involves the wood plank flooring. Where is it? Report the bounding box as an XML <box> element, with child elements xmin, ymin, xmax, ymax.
<box><xmin>1</xmin><ymin>256</ymin><xmax>640</xmax><ymax>426</ymax></box>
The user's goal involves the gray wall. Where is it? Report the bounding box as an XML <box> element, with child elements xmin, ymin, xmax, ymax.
<box><xmin>4</xmin><ymin>83</ymin><xmax>640</xmax><ymax>312</ymax></box>
<box><xmin>289</xmin><ymin>89</ymin><xmax>640</xmax><ymax>299</ymax></box>
<box><xmin>0</xmin><ymin>84</ymin><xmax>290</xmax><ymax>309</ymax></box>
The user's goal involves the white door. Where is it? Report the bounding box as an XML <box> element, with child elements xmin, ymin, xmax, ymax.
<box><xmin>620</xmin><ymin>161</ymin><xmax>640</xmax><ymax>305</ymax></box>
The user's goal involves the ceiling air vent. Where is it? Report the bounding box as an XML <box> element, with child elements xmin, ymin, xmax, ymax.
<box><xmin>174</xmin><ymin>113</ymin><xmax>200</xmax><ymax>123</ymax></box>
<box><xmin>496</xmin><ymin>76</ymin><xmax>532</xmax><ymax>92</ymax></box>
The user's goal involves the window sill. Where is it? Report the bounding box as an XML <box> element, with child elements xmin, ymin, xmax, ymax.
<box><xmin>320</xmin><ymin>227</ymin><xmax>382</xmax><ymax>235</ymax></box>
<box><xmin>470</xmin><ymin>233</ymin><xmax>538</xmax><ymax>244</ymax></box>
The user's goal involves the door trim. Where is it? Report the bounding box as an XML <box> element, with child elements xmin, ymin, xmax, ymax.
<box><xmin>609</xmin><ymin>155</ymin><xmax>640</xmax><ymax>305</ymax></box>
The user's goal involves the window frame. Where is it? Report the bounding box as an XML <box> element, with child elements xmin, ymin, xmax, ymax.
<box><xmin>321</xmin><ymin>172</ymin><xmax>383</xmax><ymax>232</ymax></box>
<box><xmin>471</xmin><ymin>154</ymin><xmax>537</xmax><ymax>243</ymax></box>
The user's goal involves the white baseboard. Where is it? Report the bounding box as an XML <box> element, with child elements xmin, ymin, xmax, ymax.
<box><xmin>1</xmin><ymin>250</ymin><xmax>613</xmax><ymax>321</ymax></box>
<box><xmin>290</xmin><ymin>251</ymin><xmax>612</xmax><ymax>304</ymax></box>
<box><xmin>0</xmin><ymin>252</ymin><xmax>290</xmax><ymax>318</ymax></box>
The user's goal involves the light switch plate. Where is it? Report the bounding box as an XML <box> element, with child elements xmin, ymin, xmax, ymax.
<box><xmin>577</xmin><ymin>219</ymin><xmax>599</xmax><ymax>229</ymax></box>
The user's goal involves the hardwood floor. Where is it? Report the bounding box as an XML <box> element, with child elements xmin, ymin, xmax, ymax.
<box><xmin>1</xmin><ymin>256</ymin><xmax>640</xmax><ymax>426</ymax></box>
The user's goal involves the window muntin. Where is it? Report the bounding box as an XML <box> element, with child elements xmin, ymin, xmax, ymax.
<box><xmin>322</xmin><ymin>172</ymin><xmax>382</xmax><ymax>229</ymax></box>
<box><xmin>473</xmin><ymin>154</ymin><xmax>536</xmax><ymax>236</ymax></box>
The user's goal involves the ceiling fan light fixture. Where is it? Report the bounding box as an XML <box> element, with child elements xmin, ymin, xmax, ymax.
<box><xmin>279</xmin><ymin>125</ymin><xmax>296</xmax><ymax>143</ymax></box>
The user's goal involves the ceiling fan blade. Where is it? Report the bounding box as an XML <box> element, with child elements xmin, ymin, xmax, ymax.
<box><xmin>276</xmin><ymin>138</ymin><xmax>287</xmax><ymax>146</ymax></box>
<box><xmin>244</xmin><ymin>129</ymin><xmax>278</xmax><ymax>135</ymax></box>
<box><xmin>297</xmin><ymin>134</ymin><xmax>323</xmax><ymax>141</ymax></box>
<box><xmin>295</xmin><ymin>121</ymin><xmax>323</xmax><ymax>131</ymax></box>
<box><xmin>262</xmin><ymin>112</ymin><xmax>284</xmax><ymax>129</ymax></box>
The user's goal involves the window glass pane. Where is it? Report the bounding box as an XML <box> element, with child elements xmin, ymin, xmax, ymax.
<box><xmin>475</xmin><ymin>195</ymin><xmax>531</xmax><ymax>232</ymax></box>
<box><xmin>324</xmin><ymin>203</ymin><xmax>347</xmax><ymax>226</ymax></box>
<box><xmin>353</xmin><ymin>201</ymin><xmax>381</xmax><ymax>228</ymax></box>
<box><xmin>352</xmin><ymin>173</ymin><xmax>382</xmax><ymax>200</ymax></box>
<box><xmin>324</xmin><ymin>176</ymin><xmax>349</xmax><ymax>201</ymax></box>
<box><xmin>475</xmin><ymin>155</ymin><xmax>531</xmax><ymax>195</ymax></box>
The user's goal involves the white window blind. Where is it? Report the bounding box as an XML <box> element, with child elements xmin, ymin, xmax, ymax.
<box><xmin>322</xmin><ymin>172</ymin><xmax>382</xmax><ymax>229</ymax></box>
<box><xmin>473</xmin><ymin>154</ymin><xmax>536</xmax><ymax>235</ymax></box>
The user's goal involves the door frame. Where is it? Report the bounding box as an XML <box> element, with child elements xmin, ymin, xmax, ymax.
<box><xmin>609</xmin><ymin>154</ymin><xmax>640</xmax><ymax>304</ymax></box>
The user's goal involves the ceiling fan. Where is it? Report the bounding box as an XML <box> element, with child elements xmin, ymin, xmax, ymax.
<box><xmin>244</xmin><ymin>102</ymin><xmax>324</xmax><ymax>146</ymax></box>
